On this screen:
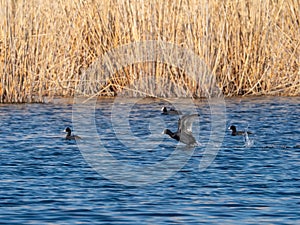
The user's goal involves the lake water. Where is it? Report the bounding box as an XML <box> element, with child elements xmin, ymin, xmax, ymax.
<box><xmin>0</xmin><ymin>97</ymin><xmax>299</xmax><ymax>224</ymax></box>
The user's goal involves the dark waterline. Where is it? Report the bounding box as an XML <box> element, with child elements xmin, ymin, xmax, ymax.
<box><xmin>0</xmin><ymin>97</ymin><xmax>300</xmax><ymax>224</ymax></box>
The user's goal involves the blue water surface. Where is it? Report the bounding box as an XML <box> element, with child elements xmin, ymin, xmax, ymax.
<box><xmin>0</xmin><ymin>97</ymin><xmax>299</xmax><ymax>224</ymax></box>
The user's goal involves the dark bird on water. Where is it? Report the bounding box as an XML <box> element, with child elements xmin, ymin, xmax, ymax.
<box><xmin>161</xmin><ymin>107</ymin><xmax>182</xmax><ymax>115</ymax></box>
<box><xmin>163</xmin><ymin>114</ymin><xmax>199</xmax><ymax>145</ymax></box>
<box><xmin>64</xmin><ymin>127</ymin><xmax>82</xmax><ymax>140</ymax></box>
<box><xmin>228</xmin><ymin>125</ymin><xmax>252</xmax><ymax>136</ymax></box>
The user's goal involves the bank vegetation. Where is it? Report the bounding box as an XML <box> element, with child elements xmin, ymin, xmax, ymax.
<box><xmin>0</xmin><ymin>0</ymin><xmax>299</xmax><ymax>103</ymax></box>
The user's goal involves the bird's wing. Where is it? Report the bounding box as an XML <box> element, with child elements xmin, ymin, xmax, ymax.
<box><xmin>178</xmin><ymin>114</ymin><xmax>199</xmax><ymax>133</ymax></box>
<box><xmin>177</xmin><ymin>117</ymin><xmax>182</xmax><ymax>132</ymax></box>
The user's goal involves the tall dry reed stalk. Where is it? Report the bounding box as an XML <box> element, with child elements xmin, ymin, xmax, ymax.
<box><xmin>0</xmin><ymin>0</ymin><xmax>299</xmax><ymax>103</ymax></box>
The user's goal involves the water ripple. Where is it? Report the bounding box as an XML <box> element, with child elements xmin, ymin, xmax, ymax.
<box><xmin>0</xmin><ymin>97</ymin><xmax>300</xmax><ymax>224</ymax></box>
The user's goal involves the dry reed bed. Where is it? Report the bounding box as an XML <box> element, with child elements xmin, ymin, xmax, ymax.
<box><xmin>0</xmin><ymin>0</ymin><xmax>299</xmax><ymax>103</ymax></box>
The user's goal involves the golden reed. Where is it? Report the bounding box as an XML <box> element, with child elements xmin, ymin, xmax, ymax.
<box><xmin>0</xmin><ymin>0</ymin><xmax>299</xmax><ymax>103</ymax></box>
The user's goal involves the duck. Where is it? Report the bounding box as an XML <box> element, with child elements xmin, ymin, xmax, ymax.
<box><xmin>64</xmin><ymin>127</ymin><xmax>81</xmax><ymax>140</ymax></box>
<box><xmin>228</xmin><ymin>125</ymin><xmax>252</xmax><ymax>136</ymax></box>
<box><xmin>163</xmin><ymin>114</ymin><xmax>199</xmax><ymax>145</ymax></box>
<box><xmin>161</xmin><ymin>106</ymin><xmax>181</xmax><ymax>115</ymax></box>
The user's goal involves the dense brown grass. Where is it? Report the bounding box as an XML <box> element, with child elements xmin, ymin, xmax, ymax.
<box><xmin>0</xmin><ymin>0</ymin><xmax>299</xmax><ymax>103</ymax></box>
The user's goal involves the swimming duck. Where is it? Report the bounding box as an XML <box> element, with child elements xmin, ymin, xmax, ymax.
<box><xmin>228</xmin><ymin>125</ymin><xmax>252</xmax><ymax>136</ymax></box>
<box><xmin>64</xmin><ymin>127</ymin><xmax>81</xmax><ymax>140</ymax></box>
<box><xmin>161</xmin><ymin>107</ymin><xmax>181</xmax><ymax>115</ymax></box>
<box><xmin>163</xmin><ymin>114</ymin><xmax>199</xmax><ymax>145</ymax></box>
